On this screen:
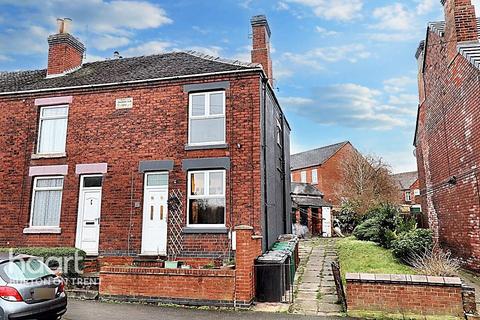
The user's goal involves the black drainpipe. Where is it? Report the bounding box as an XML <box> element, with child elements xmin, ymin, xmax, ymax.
<box><xmin>261</xmin><ymin>77</ymin><xmax>269</xmax><ymax>250</ymax></box>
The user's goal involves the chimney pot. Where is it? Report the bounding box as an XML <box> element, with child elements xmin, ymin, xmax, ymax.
<box><xmin>56</xmin><ymin>18</ymin><xmax>64</xmax><ymax>34</ymax></box>
<box><xmin>63</xmin><ymin>18</ymin><xmax>72</xmax><ymax>34</ymax></box>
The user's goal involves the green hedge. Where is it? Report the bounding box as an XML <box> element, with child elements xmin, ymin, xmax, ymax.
<box><xmin>391</xmin><ymin>229</ymin><xmax>433</xmax><ymax>263</ymax></box>
<box><xmin>0</xmin><ymin>247</ymin><xmax>86</xmax><ymax>277</ymax></box>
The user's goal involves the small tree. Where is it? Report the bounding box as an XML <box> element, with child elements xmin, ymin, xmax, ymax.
<box><xmin>336</xmin><ymin>152</ymin><xmax>398</xmax><ymax>215</ymax></box>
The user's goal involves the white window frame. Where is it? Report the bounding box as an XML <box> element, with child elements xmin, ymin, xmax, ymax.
<box><xmin>311</xmin><ymin>169</ymin><xmax>318</xmax><ymax>184</ymax></box>
<box><xmin>187</xmin><ymin>169</ymin><xmax>226</xmax><ymax>228</ymax></box>
<box><xmin>29</xmin><ymin>176</ymin><xmax>64</xmax><ymax>228</ymax></box>
<box><xmin>405</xmin><ymin>191</ymin><xmax>411</xmax><ymax>202</ymax></box>
<box><xmin>300</xmin><ymin>171</ymin><xmax>307</xmax><ymax>183</ymax></box>
<box><xmin>188</xmin><ymin>91</ymin><xmax>226</xmax><ymax>146</ymax></box>
<box><xmin>37</xmin><ymin>105</ymin><xmax>69</xmax><ymax>155</ymax></box>
<box><xmin>414</xmin><ymin>189</ymin><xmax>420</xmax><ymax>196</ymax></box>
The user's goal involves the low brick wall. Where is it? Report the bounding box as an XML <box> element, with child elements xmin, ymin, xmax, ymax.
<box><xmin>100</xmin><ymin>266</ymin><xmax>236</xmax><ymax>306</ymax></box>
<box><xmin>346</xmin><ymin>273</ymin><xmax>464</xmax><ymax>318</ymax></box>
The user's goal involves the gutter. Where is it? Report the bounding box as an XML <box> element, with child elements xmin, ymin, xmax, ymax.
<box><xmin>0</xmin><ymin>68</ymin><xmax>263</xmax><ymax>97</ymax></box>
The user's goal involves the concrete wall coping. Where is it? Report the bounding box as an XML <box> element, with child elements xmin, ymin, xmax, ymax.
<box><xmin>345</xmin><ymin>273</ymin><xmax>462</xmax><ymax>287</ymax></box>
<box><xmin>101</xmin><ymin>266</ymin><xmax>235</xmax><ymax>277</ymax></box>
<box><xmin>235</xmin><ymin>225</ymin><xmax>254</xmax><ymax>230</ymax></box>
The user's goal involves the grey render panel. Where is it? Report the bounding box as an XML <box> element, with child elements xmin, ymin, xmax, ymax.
<box><xmin>138</xmin><ymin>160</ymin><xmax>174</xmax><ymax>172</ymax></box>
<box><xmin>181</xmin><ymin>157</ymin><xmax>230</xmax><ymax>171</ymax></box>
<box><xmin>183</xmin><ymin>81</ymin><xmax>230</xmax><ymax>93</ymax></box>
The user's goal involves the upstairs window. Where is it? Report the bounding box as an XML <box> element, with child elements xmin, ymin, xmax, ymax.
<box><xmin>37</xmin><ymin>105</ymin><xmax>68</xmax><ymax>154</ymax></box>
<box><xmin>405</xmin><ymin>191</ymin><xmax>411</xmax><ymax>202</ymax></box>
<box><xmin>300</xmin><ymin>171</ymin><xmax>307</xmax><ymax>183</ymax></box>
<box><xmin>414</xmin><ymin>189</ymin><xmax>420</xmax><ymax>196</ymax></box>
<box><xmin>188</xmin><ymin>91</ymin><xmax>225</xmax><ymax>146</ymax></box>
<box><xmin>187</xmin><ymin>170</ymin><xmax>226</xmax><ymax>227</ymax></box>
<box><xmin>30</xmin><ymin>177</ymin><xmax>64</xmax><ymax>227</ymax></box>
<box><xmin>312</xmin><ymin>169</ymin><xmax>318</xmax><ymax>184</ymax></box>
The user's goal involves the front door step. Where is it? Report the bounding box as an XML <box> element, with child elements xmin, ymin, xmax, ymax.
<box><xmin>67</xmin><ymin>288</ymin><xmax>99</xmax><ymax>300</ymax></box>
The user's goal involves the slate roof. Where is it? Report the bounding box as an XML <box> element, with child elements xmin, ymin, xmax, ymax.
<box><xmin>392</xmin><ymin>171</ymin><xmax>418</xmax><ymax>190</ymax></box>
<box><xmin>291</xmin><ymin>182</ymin><xmax>331</xmax><ymax>208</ymax></box>
<box><xmin>291</xmin><ymin>182</ymin><xmax>324</xmax><ymax>197</ymax></box>
<box><xmin>290</xmin><ymin>141</ymin><xmax>348</xmax><ymax>170</ymax></box>
<box><xmin>0</xmin><ymin>51</ymin><xmax>261</xmax><ymax>94</ymax></box>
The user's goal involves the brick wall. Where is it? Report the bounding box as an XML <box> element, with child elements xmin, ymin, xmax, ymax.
<box><xmin>0</xmin><ymin>73</ymin><xmax>263</xmax><ymax>262</ymax></box>
<box><xmin>98</xmin><ymin>225</ymin><xmax>262</xmax><ymax>306</ymax></box>
<box><xmin>291</xmin><ymin>143</ymin><xmax>356</xmax><ymax>205</ymax></box>
<box><xmin>415</xmin><ymin>16</ymin><xmax>480</xmax><ymax>270</ymax></box>
<box><xmin>346</xmin><ymin>273</ymin><xmax>465</xmax><ymax>318</ymax></box>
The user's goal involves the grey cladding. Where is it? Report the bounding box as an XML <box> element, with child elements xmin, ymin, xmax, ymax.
<box><xmin>183</xmin><ymin>81</ymin><xmax>230</xmax><ymax>93</ymax></box>
<box><xmin>182</xmin><ymin>157</ymin><xmax>230</xmax><ymax>171</ymax></box>
<box><xmin>138</xmin><ymin>160</ymin><xmax>174</xmax><ymax>172</ymax></box>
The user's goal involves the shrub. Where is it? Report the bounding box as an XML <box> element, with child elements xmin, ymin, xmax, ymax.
<box><xmin>0</xmin><ymin>247</ymin><xmax>86</xmax><ymax>277</ymax></box>
<box><xmin>409</xmin><ymin>247</ymin><xmax>460</xmax><ymax>276</ymax></box>
<box><xmin>391</xmin><ymin>229</ymin><xmax>433</xmax><ymax>263</ymax></box>
<box><xmin>353</xmin><ymin>218</ymin><xmax>382</xmax><ymax>243</ymax></box>
<box><xmin>336</xmin><ymin>202</ymin><xmax>360</xmax><ymax>234</ymax></box>
<box><xmin>395</xmin><ymin>216</ymin><xmax>417</xmax><ymax>235</ymax></box>
<box><xmin>353</xmin><ymin>203</ymin><xmax>400</xmax><ymax>248</ymax></box>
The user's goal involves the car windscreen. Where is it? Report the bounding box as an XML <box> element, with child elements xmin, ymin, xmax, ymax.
<box><xmin>0</xmin><ymin>259</ymin><xmax>54</xmax><ymax>282</ymax></box>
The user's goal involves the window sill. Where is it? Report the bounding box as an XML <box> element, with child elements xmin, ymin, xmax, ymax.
<box><xmin>31</xmin><ymin>153</ymin><xmax>66</xmax><ymax>160</ymax></box>
<box><xmin>184</xmin><ymin>144</ymin><xmax>228</xmax><ymax>151</ymax></box>
<box><xmin>23</xmin><ymin>227</ymin><xmax>61</xmax><ymax>234</ymax></box>
<box><xmin>182</xmin><ymin>227</ymin><xmax>228</xmax><ymax>234</ymax></box>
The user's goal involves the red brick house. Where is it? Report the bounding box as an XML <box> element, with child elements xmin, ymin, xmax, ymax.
<box><xmin>0</xmin><ymin>14</ymin><xmax>291</xmax><ymax>280</ymax></box>
<box><xmin>414</xmin><ymin>0</ymin><xmax>480</xmax><ymax>271</ymax></box>
<box><xmin>291</xmin><ymin>141</ymin><xmax>356</xmax><ymax>206</ymax></box>
<box><xmin>392</xmin><ymin>171</ymin><xmax>421</xmax><ymax>215</ymax></box>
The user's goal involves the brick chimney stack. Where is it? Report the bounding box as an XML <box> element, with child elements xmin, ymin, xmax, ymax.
<box><xmin>251</xmin><ymin>15</ymin><xmax>273</xmax><ymax>85</ymax></box>
<box><xmin>442</xmin><ymin>0</ymin><xmax>478</xmax><ymax>62</ymax></box>
<box><xmin>47</xmin><ymin>18</ymin><xmax>85</xmax><ymax>77</ymax></box>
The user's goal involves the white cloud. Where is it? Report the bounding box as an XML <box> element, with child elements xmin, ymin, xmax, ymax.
<box><xmin>366</xmin><ymin>32</ymin><xmax>417</xmax><ymax>42</ymax></box>
<box><xmin>416</xmin><ymin>0</ymin><xmax>436</xmax><ymax>15</ymax></box>
<box><xmin>283</xmin><ymin>44</ymin><xmax>370</xmax><ymax>70</ymax></box>
<box><xmin>286</xmin><ymin>0</ymin><xmax>363</xmax><ymax>21</ymax></box>
<box><xmin>280</xmin><ymin>82</ymin><xmax>418</xmax><ymax>130</ymax></box>
<box><xmin>92</xmin><ymin>35</ymin><xmax>130</xmax><ymax>51</ymax></box>
<box><xmin>84</xmin><ymin>54</ymin><xmax>106</xmax><ymax>63</ymax></box>
<box><xmin>0</xmin><ymin>0</ymin><xmax>172</xmax><ymax>57</ymax></box>
<box><xmin>383</xmin><ymin>76</ymin><xmax>416</xmax><ymax>94</ymax></box>
<box><xmin>473</xmin><ymin>0</ymin><xmax>480</xmax><ymax>16</ymax></box>
<box><xmin>122</xmin><ymin>41</ymin><xmax>173</xmax><ymax>57</ymax></box>
<box><xmin>0</xmin><ymin>54</ymin><xmax>11</xmax><ymax>61</ymax></box>
<box><xmin>276</xmin><ymin>1</ymin><xmax>290</xmax><ymax>10</ymax></box>
<box><xmin>315</xmin><ymin>26</ymin><xmax>339</xmax><ymax>36</ymax></box>
<box><xmin>371</xmin><ymin>3</ymin><xmax>415</xmax><ymax>32</ymax></box>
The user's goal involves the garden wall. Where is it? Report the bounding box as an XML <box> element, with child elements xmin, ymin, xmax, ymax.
<box><xmin>98</xmin><ymin>225</ymin><xmax>262</xmax><ymax>307</ymax></box>
<box><xmin>346</xmin><ymin>273</ymin><xmax>466</xmax><ymax>318</ymax></box>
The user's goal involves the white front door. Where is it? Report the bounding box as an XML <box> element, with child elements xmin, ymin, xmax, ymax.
<box><xmin>141</xmin><ymin>172</ymin><xmax>168</xmax><ymax>255</ymax></box>
<box><xmin>322</xmin><ymin>207</ymin><xmax>332</xmax><ymax>237</ymax></box>
<box><xmin>76</xmin><ymin>175</ymin><xmax>103</xmax><ymax>256</ymax></box>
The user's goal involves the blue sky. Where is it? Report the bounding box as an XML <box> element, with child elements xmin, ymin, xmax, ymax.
<box><xmin>1</xmin><ymin>0</ymin><xmax>476</xmax><ymax>173</ymax></box>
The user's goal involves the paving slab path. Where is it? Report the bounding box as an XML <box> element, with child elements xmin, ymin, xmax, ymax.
<box><xmin>291</xmin><ymin>238</ymin><xmax>344</xmax><ymax>317</ymax></box>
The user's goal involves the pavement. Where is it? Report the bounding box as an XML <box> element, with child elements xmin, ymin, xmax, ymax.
<box><xmin>63</xmin><ymin>300</ymin><xmax>348</xmax><ymax>320</ymax></box>
<box><xmin>291</xmin><ymin>238</ymin><xmax>343</xmax><ymax>317</ymax></box>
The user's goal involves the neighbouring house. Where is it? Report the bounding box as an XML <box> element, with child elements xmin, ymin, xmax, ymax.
<box><xmin>291</xmin><ymin>182</ymin><xmax>332</xmax><ymax>237</ymax></box>
<box><xmin>414</xmin><ymin>0</ymin><xmax>480</xmax><ymax>271</ymax></box>
<box><xmin>291</xmin><ymin>141</ymin><xmax>356</xmax><ymax>207</ymax></box>
<box><xmin>0</xmin><ymin>15</ymin><xmax>291</xmax><ymax>305</ymax></box>
<box><xmin>392</xmin><ymin>171</ymin><xmax>421</xmax><ymax>215</ymax></box>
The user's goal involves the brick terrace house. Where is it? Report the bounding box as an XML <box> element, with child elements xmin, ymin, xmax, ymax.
<box><xmin>414</xmin><ymin>0</ymin><xmax>480</xmax><ymax>270</ymax></box>
<box><xmin>0</xmin><ymin>15</ymin><xmax>291</xmax><ymax>274</ymax></box>
<box><xmin>392</xmin><ymin>171</ymin><xmax>421</xmax><ymax>215</ymax></box>
<box><xmin>290</xmin><ymin>141</ymin><xmax>356</xmax><ymax>207</ymax></box>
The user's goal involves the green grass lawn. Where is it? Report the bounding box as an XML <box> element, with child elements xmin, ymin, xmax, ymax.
<box><xmin>337</xmin><ymin>237</ymin><xmax>415</xmax><ymax>279</ymax></box>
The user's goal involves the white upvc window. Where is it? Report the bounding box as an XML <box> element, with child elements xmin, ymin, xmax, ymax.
<box><xmin>414</xmin><ymin>189</ymin><xmax>420</xmax><ymax>196</ymax></box>
<box><xmin>187</xmin><ymin>170</ymin><xmax>226</xmax><ymax>227</ymax></box>
<box><xmin>30</xmin><ymin>176</ymin><xmax>64</xmax><ymax>227</ymax></box>
<box><xmin>312</xmin><ymin>169</ymin><xmax>318</xmax><ymax>184</ymax></box>
<box><xmin>37</xmin><ymin>105</ymin><xmax>69</xmax><ymax>154</ymax></box>
<box><xmin>188</xmin><ymin>91</ymin><xmax>226</xmax><ymax>146</ymax></box>
<box><xmin>405</xmin><ymin>191</ymin><xmax>411</xmax><ymax>202</ymax></box>
<box><xmin>300</xmin><ymin>171</ymin><xmax>307</xmax><ymax>183</ymax></box>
